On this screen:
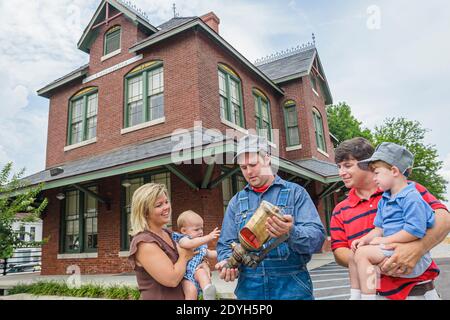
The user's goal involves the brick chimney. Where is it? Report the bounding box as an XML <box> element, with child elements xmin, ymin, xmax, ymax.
<box><xmin>200</xmin><ymin>12</ymin><xmax>220</xmax><ymax>34</ymax></box>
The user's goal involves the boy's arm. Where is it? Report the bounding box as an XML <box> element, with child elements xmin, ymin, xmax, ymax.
<box><xmin>362</xmin><ymin>227</ymin><xmax>383</xmax><ymax>242</ymax></box>
<box><xmin>380</xmin><ymin>230</ymin><xmax>418</xmax><ymax>244</ymax></box>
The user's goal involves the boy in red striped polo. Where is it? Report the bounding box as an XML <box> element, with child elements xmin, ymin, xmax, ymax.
<box><xmin>330</xmin><ymin>138</ymin><xmax>450</xmax><ymax>300</ymax></box>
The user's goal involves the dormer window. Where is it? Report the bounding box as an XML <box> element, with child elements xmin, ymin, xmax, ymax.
<box><xmin>103</xmin><ymin>26</ymin><xmax>121</xmax><ymax>58</ymax></box>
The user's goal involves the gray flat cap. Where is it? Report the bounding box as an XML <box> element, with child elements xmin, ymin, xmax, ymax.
<box><xmin>234</xmin><ymin>135</ymin><xmax>270</xmax><ymax>161</ymax></box>
<box><xmin>358</xmin><ymin>142</ymin><xmax>414</xmax><ymax>175</ymax></box>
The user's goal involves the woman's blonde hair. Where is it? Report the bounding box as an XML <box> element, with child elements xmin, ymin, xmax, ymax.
<box><xmin>129</xmin><ymin>183</ymin><xmax>170</xmax><ymax>236</ymax></box>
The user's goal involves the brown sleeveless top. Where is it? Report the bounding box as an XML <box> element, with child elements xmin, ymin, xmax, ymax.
<box><xmin>128</xmin><ymin>229</ymin><xmax>185</xmax><ymax>300</ymax></box>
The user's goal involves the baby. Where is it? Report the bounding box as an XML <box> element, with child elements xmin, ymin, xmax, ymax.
<box><xmin>172</xmin><ymin>210</ymin><xmax>221</xmax><ymax>300</ymax></box>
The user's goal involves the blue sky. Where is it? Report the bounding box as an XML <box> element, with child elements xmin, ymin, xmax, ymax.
<box><xmin>0</xmin><ymin>0</ymin><xmax>449</xmax><ymax>204</ymax></box>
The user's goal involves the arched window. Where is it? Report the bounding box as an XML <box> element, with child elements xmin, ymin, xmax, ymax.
<box><xmin>104</xmin><ymin>26</ymin><xmax>121</xmax><ymax>56</ymax></box>
<box><xmin>218</xmin><ymin>64</ymin><xmax>244</xmax><ymax>127</ymax></box>
<box><xmin>253</xmin><ymin>89</ymin><xmax>272</xmax><ymax>142</ymax></box>
<box><xmin>124</xmin><ymin>61</ymin><xmax>164</xmax><ymax>128</ymax></box>
<box><xmin>312</xmin><ymin>108</ymin><xmax>327</xmax><ymax>152</ymax></box>
<box><xmin>68</xmin><ymin>87</ymin><xmax>98</xmax><ymax>146</ymax></box>
<box><xmin>283</xmin><ymin>100</ymin><xmax>300</xmax><ymax>147</ymax></box>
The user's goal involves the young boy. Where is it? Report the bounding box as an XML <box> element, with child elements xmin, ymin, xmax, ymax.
<box><xmin>348</xmin><ymin>142</ymin><xmax>436</xmax><ymax>300</ymax></box>
<box><xmin>172</xmin><ymin>210</ymin><xmax>221</xmax><ymax>300</ymax></box>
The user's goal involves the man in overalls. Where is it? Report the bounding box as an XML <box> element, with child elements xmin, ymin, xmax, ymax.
<box><xmin>216</xmin><ymin>135</ymin><xmax>326</xmax><ymax>300</ymax></box>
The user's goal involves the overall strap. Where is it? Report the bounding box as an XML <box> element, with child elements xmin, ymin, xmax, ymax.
<box><xmin>276</xmin><ymin>187</ymin><xmax>291</xmax><ymax>208</ymax></box>
<box><xmin>238</xmin><ymin>190</ymin><xmax>250</xmax><ymax>230</ymax></box>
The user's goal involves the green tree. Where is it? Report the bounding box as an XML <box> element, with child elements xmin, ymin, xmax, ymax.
<box><xmin>327</xmin><ymin>102</ymin><xmax>373</xmax><ymax>147</ymax></box>
<box><xmin>0</xmin><ymin>162</ymin><xmax>48</xmax><ymax>259</ymax></box>
<box><xmin>373</xmin><ymin>117</ymin><xmax>447</xmax><ymax>201</ymax></box>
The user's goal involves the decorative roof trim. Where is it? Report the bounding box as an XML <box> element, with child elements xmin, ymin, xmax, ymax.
<box><xmin>254</xmin><ymin>43</ymin><xmax>315</xmax><ymax>66</ymax></box>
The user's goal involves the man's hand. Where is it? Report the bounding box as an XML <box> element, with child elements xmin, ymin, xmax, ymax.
<box><xmin>266</xmin><ymin>215</ymin><xmax>293</xmax><ymax>238</ymax></box>
<box><xmin>207</xmin><ymin>227</ymin><xmax>221</xmax><ymax>242</ymax></box>
<box><xmin>215</xmin><ymin>260</ymin><xmax>239</xmax><ymax>282</ymax></box>
<box><xmin>378</xmin><ymin>241</ymin><xmax>425</xmax><ymax>276</ymax></box>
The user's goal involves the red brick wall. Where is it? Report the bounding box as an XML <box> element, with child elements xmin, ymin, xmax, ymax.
<box><xmin>298</xmin><ymin>70</ymin><xmax>335</xmax><ymax>162</ymax></box>
<box><xmin>46</xmin><ymin>29</ymin><xmax>202</xmax><ymax>169</ymax></box>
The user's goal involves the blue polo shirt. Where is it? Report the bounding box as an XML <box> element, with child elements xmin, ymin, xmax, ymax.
<box><xmin>374</xmin><ymin>182</ymin><xmax>435</xmax><ymax>238</ymax></box>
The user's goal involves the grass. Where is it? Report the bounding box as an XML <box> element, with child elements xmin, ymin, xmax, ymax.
<box><xmin>8</xmin><ymin>281</ymin><xmax>140</xmax><ymax>300</ymax></box>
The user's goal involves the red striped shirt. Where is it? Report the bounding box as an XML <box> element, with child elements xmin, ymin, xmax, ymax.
<box><xmin>330</xmin><ymin>182</ymin><xmax>448</xmax><ymax>299</ymax></box>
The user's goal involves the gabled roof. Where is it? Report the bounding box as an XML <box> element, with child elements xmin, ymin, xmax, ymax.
<box><xmin>77</xmin><ymin>0</ymin><xmax>158</xmax><ymax>53</ymax></box>
<box><xmin>37</xmin><ymin>64</ymin><xmax>89</xmax><ymax>98</ymax></box>
<box><xmin>256</xmin><ymin>46</ymin><xmax>333</xmax><ymax>105</ymax></box>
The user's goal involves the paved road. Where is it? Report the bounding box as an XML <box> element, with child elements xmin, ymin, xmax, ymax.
<box><xmin>312</xmin><ymin>258</ymin><xmax>450</xmax><ymax>300</ymax></box>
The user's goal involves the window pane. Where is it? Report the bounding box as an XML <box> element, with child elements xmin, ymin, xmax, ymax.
<box><xmin>71</xmin><ymin>122</ymin><xmax>83</xmax><ymax>144</ymax></box>
<box><xmin>220</xmin><ymin>96</ymin><xmax>227</xmax><ymax>119</ymax></box>
<box><xmin>148</xmin><ymin>94</ymin><xmax>164</xmax><ymax>120</ymax></box>
<box><xmin>125</xmin><ymin>178</ymin><xmax>145</xmax><ymax>238</ymax></box>
<box><xmin>87</xmin><ymin>94</ymin><xmax>98</xmax><ymax>117</ymax></box>
<box><xmin>71</xmin><ymin>99</ymin><xmax>83</xmax><ymax>123</ymax></box>
<box><xmin>261</xmin><ymin>100</ymin><xmax>269</xmax><ymax>121</ymax></box>
<box><xmin>65</xmin><ymin>190</ymin><xmax>80</xmax><ymax>252</ymax></box>
<box><xmin>84</xmin><ymin>187</ymin><xmax>98</xmax><ymax>250</ymax></box>
<box><xmin>105</xmin><ymin>29</ymin><xmax>120</xmax><ymax>55</ymax></box>
<box><xmin>128</xmin><ymin>76</ymin><xmax>143</xmax><ymax>103</ymax></box>
<box><xmin>151</xmin><ymin>173</ymin><xmax>171</xmax><ymax>197</ymax></box>
<box><xmin>148</xmin><ymin>68</ymin><xmax>164</xmax><ymax>96</ymax></box>
<box><xmin>288</xmin><ymin>127</ymin><xmax>300</xmax><ymax>146</ymax></box>
<box><xmin>129</xmin><ymin>101</ymin><xmax>144</xmax><ymax>127</ymax></box>
<box><xmin>286</xmin><ymin>106</ymin><xmax>297</xmax><ymax>126</ymax></box>
<box><xmin>218</xmin><ymin>71</ymin><xmax>227</xmax><ymax>96</ymax></box>
<box><xmin>86</xmin><ymin>116</ymin><xmax>97</xmax><ymax>140</ymax></box>
<box><xmin>30</xmin><ymin>227</ymin><xmax>36</xmax><ymax>242</ymax></box>
<box><xmin>230</xmin><ymin>80</ymin><xmax>239</xmax><ymax>104</ymax></box>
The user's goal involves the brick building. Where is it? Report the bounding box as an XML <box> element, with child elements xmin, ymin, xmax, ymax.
<box><xmin>26</xmin><ymin>0</ymin><xmax>342</xmax><ymax>275</ymax></box>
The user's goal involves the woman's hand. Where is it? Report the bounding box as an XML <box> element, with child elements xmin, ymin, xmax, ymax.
<box><xmin>177</xmin><ymin>244</ymin><xmax>198</xmax><ymax>261</ymax></box>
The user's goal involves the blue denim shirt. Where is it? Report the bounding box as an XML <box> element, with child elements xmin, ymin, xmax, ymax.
<box><xmin>374</xmin><ymin>182</ymin><xmax>435</xmax><ymax>238</ymax></box>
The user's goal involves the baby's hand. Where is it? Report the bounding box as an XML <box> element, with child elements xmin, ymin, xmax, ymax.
<box><xmin>207</xmin><ymin>227</ymin><xmax>221</xmax><ymax>241</ymax></box>
<box><xmin>351</xmin><ymin>238</ymin><xmax>366</xmax><ymax>252</ymax></box>
<box><xmin>369</xmin><ymin>237</ymin><xmax>386</xmax><ymax>245</ymax></box>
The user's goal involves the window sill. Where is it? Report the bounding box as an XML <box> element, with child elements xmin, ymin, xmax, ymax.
<box><xmin>312</xmin><ymin>88</ymin><xmax>320</xmax><ymax>97</ymax></box>
<box><xmin>221</xmin><ymin>118</ymin><xmax>248</xmax><ymax>135</ymax></box>
<box><xmin>121</xmin><ymin>117</ymin><xmax>166</xmax><ymax>135</ymax></box>
<box><xmin>101</xmin><ymin>49</ymin><xmax>121</xmax><ymax>62</ymax></box>
<box><xmin>317</xmin><ymin>148</ymin><xmax>329</xmax><ymax>158</ymax></box>
<box><xmin>118</xmin><ymin>251</ymin><xmax>129</xmax><ymax>258</ymax></box>
<box><xmin>57</xmin><ymin>253</ymin><xmax>98</xmax><ymax>260</ymax></box>
<box><xmin>286</xmin><ymin>145</ymin><xmax>302</xmax><ymax>152</ymax></box>
<box><xmin>64</xmin><ymin>138</ymin><xmax>97</xmax><ymax>152</ymax></box>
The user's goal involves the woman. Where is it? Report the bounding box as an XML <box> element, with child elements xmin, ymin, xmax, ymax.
<box><xmin>128</xmin><ymin>183</ymin><xmax>196</xmax><ymax>300</ymax></box>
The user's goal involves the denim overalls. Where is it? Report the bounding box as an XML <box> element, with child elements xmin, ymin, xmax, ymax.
<box><xmin>219</xmin><ymin>176</ymin><xmax>324</xmax><ymax>300</ymax></box>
